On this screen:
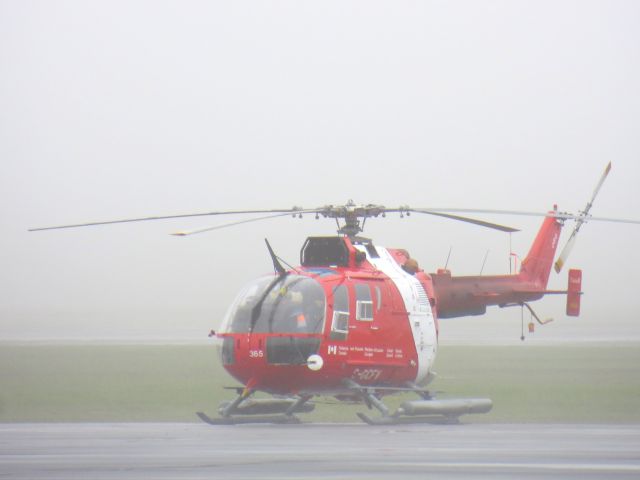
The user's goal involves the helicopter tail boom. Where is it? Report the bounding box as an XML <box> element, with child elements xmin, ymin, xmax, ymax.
<box><xmin>431</xmin><ymin>212</ymin><xmax>564</xmax><ymax>318</ymax></box>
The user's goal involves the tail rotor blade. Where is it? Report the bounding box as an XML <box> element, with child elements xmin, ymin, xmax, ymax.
<box><xmin>588</xmin><ymin>161</ymin><xmax>612</xmax><ymax>208</ymax></box>
<box><xmin>554</xmin><ymin>231</ymin><xmax>577</xmax><ymax>273</ymax></box>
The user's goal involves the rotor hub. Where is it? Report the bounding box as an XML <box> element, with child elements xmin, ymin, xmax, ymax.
<box><xmin>317</xmin><ymin>201</ymin><xmax>392</xmax><ymax>238</ymax></box>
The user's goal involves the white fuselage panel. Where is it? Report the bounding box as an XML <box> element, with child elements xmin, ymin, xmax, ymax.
<box><xmin>354</xmin><ymin>245</ymin><xmax>438</xmax><ymax>385</ymax></box>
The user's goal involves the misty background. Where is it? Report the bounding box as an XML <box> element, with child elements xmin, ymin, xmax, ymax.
<box><xmin>1</xmin><ymin>0</ymin><xmax>639</xmax><ymax>344</ymax></box>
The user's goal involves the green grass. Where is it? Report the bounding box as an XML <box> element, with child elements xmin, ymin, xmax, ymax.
<box><xmin>1</xmin><ymin>344</ymin><xmax>639</xmax><ymax>423</ymax></box>
<box><xmin>0</xmin><ymin>345</ymin><xmax>220</xmax><ymax>422</ymax></box>
<box><xmin>433</xmin><ymin>345</ymin><xmax>640</xmax><ymax>423</ymax></box>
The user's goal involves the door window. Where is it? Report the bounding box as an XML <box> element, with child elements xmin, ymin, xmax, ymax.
<box><xmin>355</xmin><ymin>283</ymin><xmax>374</xmax><ymax>321</ymax></box>
<box><xmin>330</xmin><ymin>284</ymin><xmax>349</xmax><ymax>340</ymax></box>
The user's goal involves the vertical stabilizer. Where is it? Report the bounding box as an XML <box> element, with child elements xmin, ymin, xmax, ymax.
<box><xmin>519</xmin><ymin>213</ymin><xmax>562</xmax><ymax>288</ymax></box>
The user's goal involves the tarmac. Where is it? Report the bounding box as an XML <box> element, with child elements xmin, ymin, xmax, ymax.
<box><xmin>2</xmin><ymin>423</ymin><xmax>640</xmax><ymax>479</ymax></box>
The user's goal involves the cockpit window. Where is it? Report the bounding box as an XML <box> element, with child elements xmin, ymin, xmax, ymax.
<box><xmin>220</xmin><ymin>275</ymin><xmax>326</xmax><ymax>334</ymax></box>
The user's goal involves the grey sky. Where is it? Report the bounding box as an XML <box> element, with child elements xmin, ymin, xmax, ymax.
<box><xmin>1</xmin><ymin>0</ymin><xmax>639</xmax><ymax>343</ymax></box>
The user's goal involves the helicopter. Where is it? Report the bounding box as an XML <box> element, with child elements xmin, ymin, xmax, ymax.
<box><xmin>30</xmin><ymin>162</ymin><xmax>640</xmax><ymax>425</ymax></box>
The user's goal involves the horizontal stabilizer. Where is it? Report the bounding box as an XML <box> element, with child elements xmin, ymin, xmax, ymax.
<box><xmin>567</xmin><ymin>269</ymin><xmax>582</xmax><ymax>316</ymax></box>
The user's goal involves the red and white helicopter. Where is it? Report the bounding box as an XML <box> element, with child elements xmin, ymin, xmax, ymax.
<box><xmin>31</xmin><ymin>163</ymin><xmax>639</xmax><ymax>424</ymax></box>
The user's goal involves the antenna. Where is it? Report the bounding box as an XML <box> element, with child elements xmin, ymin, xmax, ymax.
<box><xmin>444</xmin><ymin>246</ymin><xmax>452</xmax><ymax>270</ymax></box>
<box><xmin>264</xmin><ymin>238</ymin><xmax>286</xmax><ymax>275</ymax></box>
<box><xmin>509</xmin><ymin>233</ymin><xmax>512</xmax><ymax>275</ymax></box>
<box><xmin>479</xmin><ymin>250</ymin><xmax>489</xmax><ymax>275</ymax></box>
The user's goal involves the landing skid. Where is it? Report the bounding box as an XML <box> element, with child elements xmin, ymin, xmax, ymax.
<box><xmin>199</xmin><ymin>383</ymin><xmax>492</xmax><ymax>426</ymax></box>
<box><xmin>198</xmin><ymin>390</ymin><xmax>313</xmax><ymax>425</ymax></box>
<box><xmin>196</xmin><ymin>411</ymin><xmax>301</xmax><ymax>425</ymax></box>
<box><xmin>357</xmin><ymin>412</ymin><xmax>460</xmax><ymax>425</ymax></box>
<box><xmin>345</xmin><ymin>380</ymin><xmax>493</xmax><ymax>425</ymax></box>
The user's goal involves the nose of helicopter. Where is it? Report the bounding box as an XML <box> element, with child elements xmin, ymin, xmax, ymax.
<box><xmin>216</xmin><ymin>331</ymin><xmax>327</xmax><ymax>393</ymax></box>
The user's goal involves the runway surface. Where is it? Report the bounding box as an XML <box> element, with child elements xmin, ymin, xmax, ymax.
<box><xmin>2</xmin><ymin>423</ymin><xmax>640</xmax><ymax>479</ymax></box>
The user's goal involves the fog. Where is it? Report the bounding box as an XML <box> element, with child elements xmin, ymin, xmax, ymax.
<box><xmin>1</xmin><ymin>0</ymin><xmax>639</xmax><ymax>344</ymax></box>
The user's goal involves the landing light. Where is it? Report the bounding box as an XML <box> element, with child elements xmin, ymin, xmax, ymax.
<box><xmin>307</xmin><ymin>354</ymin><xmax>324</xmax><ymax>371</ymax></box>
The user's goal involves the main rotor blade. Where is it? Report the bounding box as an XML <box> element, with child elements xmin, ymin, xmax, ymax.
<box><xmin>29</xmin><ymin>208</ymin><xmax>316</xmax><ymax>232</ymax></box>
<box><xmin>412</xmin><ymin>208</ymin><xmax>550</xmax><ymax>217</ymax></box>
<box><xmin>409</xmin><ymin>208</ymin><xmax>640</xmax><ymax>225</ymax></box>
<box><xmin>171</xmin><ymin>213</ymin><xmax>296</xmax><ymax>236</ymax></box>
<box><xmin>586</xmin><ymin>215</ymin><xmax>640</xmax><ymax>225</ymax></box>
<box><xmin>409</xmin><ymin>209</ymin><xmax>519</xmax><ymax>233</ymax></box>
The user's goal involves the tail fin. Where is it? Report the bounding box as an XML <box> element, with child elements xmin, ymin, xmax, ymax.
<box><xmin>519</xmin><ymin>212</ymin><xmax>563</xmax><ymax>287</ymax></box>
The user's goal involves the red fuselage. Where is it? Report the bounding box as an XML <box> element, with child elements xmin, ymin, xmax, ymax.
<box><xmin>217</xmin><ymin>214</ymin><xmax>563</xmax><ymax>395</ymax></box>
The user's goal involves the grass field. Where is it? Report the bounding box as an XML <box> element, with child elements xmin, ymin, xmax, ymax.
<box><xmin>1</xmin><ymin>344</ymin><xmax>639</xmax><ymax>423</ymax></box>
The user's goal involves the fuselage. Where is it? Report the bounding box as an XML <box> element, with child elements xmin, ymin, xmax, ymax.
<box><xmin>216</xmin><ymin>236</ymin><xmax>439</xmax><ymax>395</ymax></box>
<box><xmin>216</xmin><ymin>215</ymin><xmax>562</xmax><ymax>396</ymax></box>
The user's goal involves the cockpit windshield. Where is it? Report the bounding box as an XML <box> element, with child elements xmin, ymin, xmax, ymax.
<box><xmin>220</xmin><ymin>275</ymin><xmax>326</xmax><ymax>334</ymax></box>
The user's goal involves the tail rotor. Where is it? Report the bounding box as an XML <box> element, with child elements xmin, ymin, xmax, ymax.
<box><xmin>554</xmin><ymin>162</ymin><xmax>612</xmax><ymax>273</ymax></box>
